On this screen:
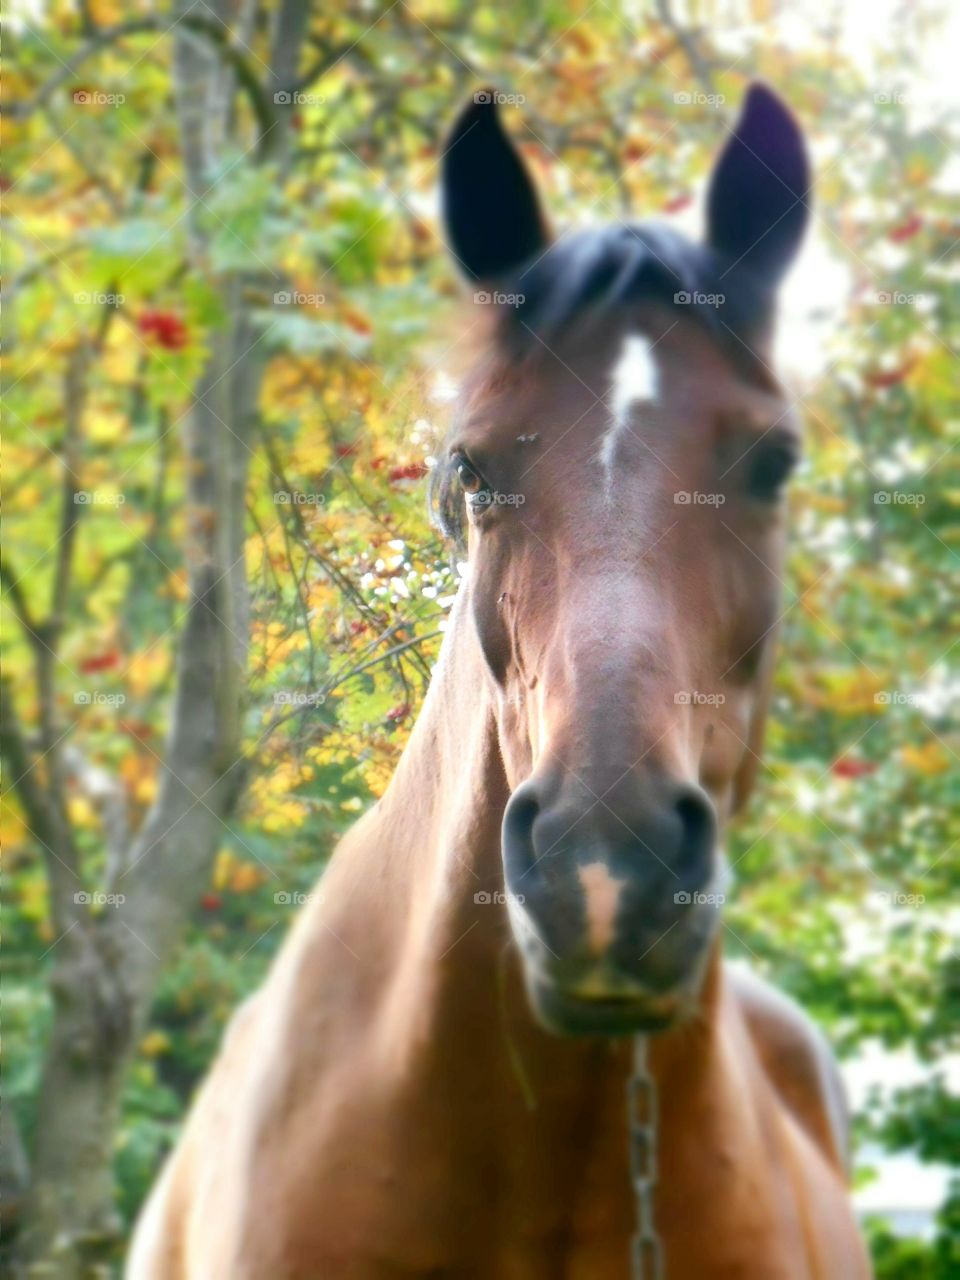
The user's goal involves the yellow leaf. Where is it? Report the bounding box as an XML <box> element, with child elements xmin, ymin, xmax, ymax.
<box><xmin>68</xmin><ymin>796</ymin><xmax>98</xmax><ymax>828</ymax></box>
<box><xmin>141</xmin><ymin>1030</ymin><xmax>171</xmax><ymax>1057</ymax></box>
<box><xmin>900</xmin><ymin>742</ymin><xmax>950</xmax><ymax>776</ymax></box>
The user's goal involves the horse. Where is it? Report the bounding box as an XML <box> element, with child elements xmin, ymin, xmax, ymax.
<box><xmin>129</xmin><ymin>84</ymin><xmax>872</xmax><ymax>1279</ymax></box>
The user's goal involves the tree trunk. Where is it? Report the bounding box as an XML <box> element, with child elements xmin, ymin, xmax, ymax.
<box><xmin>10</xmin><ymin>4</ymin><xmax>308</xmax><ymax>1274</ymax></box>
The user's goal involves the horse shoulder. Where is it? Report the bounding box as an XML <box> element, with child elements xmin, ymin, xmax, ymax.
<box><xmin>726</xmin><ymin>962</ymin><xmax>851</xmax><ymax>1176</ymax></box>
<box><xmin>126</xmin><ymin>993</ymin><xmax>265</xmax><ymax>1279</ymax></box>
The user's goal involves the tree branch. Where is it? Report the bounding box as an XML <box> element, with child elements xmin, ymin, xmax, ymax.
<box><xmin>5</xmin><ymin>14</ymin><xmax>278</xmax><ymax>156</ymax></box>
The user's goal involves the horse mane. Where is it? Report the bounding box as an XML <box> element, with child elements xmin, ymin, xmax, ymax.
<box><xmin>430</xmin><ymin>220</ymin><xmax>774</xmax><ymax>549</ymax></box>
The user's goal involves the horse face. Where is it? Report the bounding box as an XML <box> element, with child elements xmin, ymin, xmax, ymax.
<box><xmin>438</xmin><ymin>86</ymin><xmax>809</xmax><ymax>1035</ymax></box>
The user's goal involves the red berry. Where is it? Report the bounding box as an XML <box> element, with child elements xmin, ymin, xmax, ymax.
<box><xmin>138</xmin><ymin>309</ymin><xmax>188</xmax><ymax>351</ymax></box>
<box><xmin>388</xmin><ymin>463</ymin><xmax>428</xmax><ymax>484</ymax></box>
<box><xmin>888</xmin><ymin>214</ymin><xmax>922</xmax><ymax>243</ymax></box>
<box><xmin>79</xmin><ymin>651</ymin><xmax>120</xmax><ymax>674</ymax></box>
<box><xmin>832</xmin><ymin>758</ymin><xmax>876</xmax><ymax>779</ymax></box>
<box><xmin>663</xmin><ymin>193</ymin><xmax>693</xmax><ymax>214</ymax></box>
<box><xmin>865</xmin><ymin>361</ymin><xmax>914</xmax><ymax>389</ymax></box>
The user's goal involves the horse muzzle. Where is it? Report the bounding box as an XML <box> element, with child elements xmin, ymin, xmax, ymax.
<box><xmin>501</xmin><ymin>773</ymin><xmax>722</xmax><ymax>1035</ymax></box>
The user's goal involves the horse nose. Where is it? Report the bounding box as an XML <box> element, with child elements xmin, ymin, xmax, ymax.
<box><xmin>501</xmin><ymin>775</ymin><xmax>717</xmax><ymax>969</ymax></box>
<box><xmin>503</xmin><ymin>777</ymin><xmax>715</xmax><ymax>889</ymax></box>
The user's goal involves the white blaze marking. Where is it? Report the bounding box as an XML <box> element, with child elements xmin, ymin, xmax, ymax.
<box><xmin>600</xmin><ymin>334</ymin><xmax>658</xmax><ymax>475</ymax></box>
<box><xmin>578</xmin><ymin>861</ymin><xmax>626</xmax><ymax>955</ymax></box>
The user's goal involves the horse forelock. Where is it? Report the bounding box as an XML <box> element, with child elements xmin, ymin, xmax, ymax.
<box><xmin>496</xmin><ymin>222</ymin><xmax>772</xmax><ymax>363</ymax></box>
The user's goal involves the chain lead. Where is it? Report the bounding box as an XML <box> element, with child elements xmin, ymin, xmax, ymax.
<box><xmin>629</xmin><ymin>1035</ymin><xmax>663</xmax><ymax>1280</ymax></box>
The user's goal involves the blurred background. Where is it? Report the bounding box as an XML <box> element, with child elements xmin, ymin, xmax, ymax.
<box><xmin>2</xmin><ymin>1</ymin><xmax>958</xmax><ymax>1275</ymax></box>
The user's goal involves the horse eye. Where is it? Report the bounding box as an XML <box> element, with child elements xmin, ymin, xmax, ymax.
<box><xmin>456</xmin><ymin>459</ymin><xmax>484</xmax><ymax>495</ymax></box>
<box><xmin>747</xmin><ymin>444</ymin><xmax>798</xmax><ymax>499</ymax></box>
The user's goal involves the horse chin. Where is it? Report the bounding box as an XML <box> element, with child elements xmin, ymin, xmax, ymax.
<box><xmin>525</xmin><ymin>975</ymin><xmax>698</xmax><ymax>1039</ymax></box>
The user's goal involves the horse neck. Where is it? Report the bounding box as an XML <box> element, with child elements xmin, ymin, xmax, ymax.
<box><xmin>372</xmin><ymin>576</ymin><xmax>511</xmax><ymax>950</ymax></box>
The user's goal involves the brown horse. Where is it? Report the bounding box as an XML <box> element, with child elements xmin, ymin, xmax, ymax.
<box><xmin>129</xmin><ymin>86</ymin><xmax>872</xmax><ymax>1278</ymax></box>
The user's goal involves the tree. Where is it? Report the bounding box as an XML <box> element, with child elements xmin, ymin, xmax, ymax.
<box><xmin>3</xmin><ymin>2</ymin><xmax>313</xmax><ymax>1270</ymax></box>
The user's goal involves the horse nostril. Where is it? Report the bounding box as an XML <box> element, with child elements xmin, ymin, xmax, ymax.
<box><xmin>502</xmin><ymin>784</ymin><xmax>541</xmax><ymax>880</ymax></box>
<box><xmin>674</xmin><ymin>787</ymin><xmax>716</xmax><ymax>886</ymax></box>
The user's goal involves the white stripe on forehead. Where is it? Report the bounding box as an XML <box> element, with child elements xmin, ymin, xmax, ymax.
<box><xmin>599</xmin><ymin>334</ymin><xmax>659</xmax><ymax>476</ymax></box>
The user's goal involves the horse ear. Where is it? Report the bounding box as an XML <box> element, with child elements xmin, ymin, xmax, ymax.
<box><xmin>706</xmin><ymin>83</ymin><xmax>810</xmax><ymax>283</ymax></box>
<box><xmin>441</xmin><ymin>91</ymin><xmax>550</xmax><ymax>282</ymax></box>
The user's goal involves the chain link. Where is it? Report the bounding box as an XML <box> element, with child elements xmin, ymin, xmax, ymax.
<box><xmin>629</xmin><ymin>1035</ymin><xmax>663</xmax><ymax>1280</ymax></box>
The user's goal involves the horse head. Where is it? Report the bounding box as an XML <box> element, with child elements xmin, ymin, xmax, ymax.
<box><xmin>433</xmin><ymin>85</ymin><xmax>810</xmax><ymax>1034</ymax></box>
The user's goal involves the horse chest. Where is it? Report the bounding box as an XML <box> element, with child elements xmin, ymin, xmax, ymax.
<box><xmin>260</xmin><ymin>1045</ymin><xmax>841</xmax><ymax>1280</ymax></box>
<box><xmin>269</xmin><ymin>1048</ymin><xmax>637</xmax><ymax>1276</ymax></box>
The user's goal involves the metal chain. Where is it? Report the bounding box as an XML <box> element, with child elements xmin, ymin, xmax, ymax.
<box><xmin>629</xmin><ymin>1035</ymin><xmax>663</xmax><ymax>1280</ymax></box>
